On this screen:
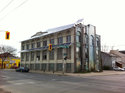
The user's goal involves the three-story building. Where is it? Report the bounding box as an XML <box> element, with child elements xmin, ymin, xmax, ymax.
<box><xmin>20</xmin><ymin>20</ymin><xmax>102</xmax><ymax>72</ymax></box>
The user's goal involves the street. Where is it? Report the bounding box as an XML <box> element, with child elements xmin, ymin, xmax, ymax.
<box><xmin>0</xmin><ymin>70</ymin><xmax>125</xmax><ymax>93</ymax></box>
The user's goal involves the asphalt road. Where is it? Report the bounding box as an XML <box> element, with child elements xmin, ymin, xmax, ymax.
<box><xmin>0</xmin><ymin>70</ymin><xmax>125</xmax><ymax>93</ymax></box>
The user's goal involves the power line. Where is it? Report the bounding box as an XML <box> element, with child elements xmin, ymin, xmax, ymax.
<box><xmin>0</xmin><ymin>0</ymin><xmax>29</xmax><ymax>22</ymax></box>
<box><xmin>15</xmin><ymin>0</ymin><xmax>28</xmax><ymax>9</ymax></box>
<box><xmin>0</xmin><ymin>0</ymin><xmax>14</xmax><ymax>14</ymax></box>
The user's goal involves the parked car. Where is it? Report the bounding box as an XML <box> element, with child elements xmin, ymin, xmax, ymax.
<box><xmin>123</xmin><ymin>67</ymin><xmax>125</xmax><ymax>70</ymax></box>
<box><xmin>113</xmin><ymin>67</ymin><xmax>125</xmax><ymax>71</ymax></box>
<box><xmin>16</xmin><ymin>67</ymin><xmax>29</xmax><ymax>72</ymax></box>
<box><xmin>11</xmin><ymin>65</ymin><xmax>18</xmax><ymax>69</ymax></box>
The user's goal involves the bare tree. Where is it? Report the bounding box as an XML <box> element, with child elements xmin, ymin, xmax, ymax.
<box><xmin>101</xmin><ymin>45</ymin><xmax>114</xmax><ymax>52</ymax></box>
<box><xmin>101</xmin><ymin>45</ymin><xmax>109</xmax><ymax>52</ymax></box>
<box><xmin>0</xmin><ymin>45</ymin><xmax>17</xmax><ymax>69</ymax></box>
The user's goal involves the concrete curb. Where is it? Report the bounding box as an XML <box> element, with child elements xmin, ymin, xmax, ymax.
<box><xmin>29</xmin><ymin>70</ymin><xmax>125</xmax><ymax>77</ymax></box>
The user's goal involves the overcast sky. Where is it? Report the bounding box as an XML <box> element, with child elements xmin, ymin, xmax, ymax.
<box><xmin>0</xmin><ymin>0</ymin><xmax>125</xmax><ymax>56</ymax></box>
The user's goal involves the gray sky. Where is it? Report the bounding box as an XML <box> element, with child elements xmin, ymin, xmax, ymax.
<box><xmin>0</xmin><ymin>0</ymin><xmax>125</xmax><ymax>56</ymax></box>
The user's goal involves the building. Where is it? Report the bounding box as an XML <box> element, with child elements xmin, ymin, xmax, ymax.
<box><xmin>101</xmin><ymin>52</ymin><xmax>116</xmax><ymax>69</ymax></box>
<box><xmin>0</xmin><ymin>53</ymin><xmax>20</xmax><ymax>69</ymax></box>
<box><xmin>102</xmin><ymin>50</ymin><xmax>125</xmax><ymax>69</ymax></box>
<box><xmin>20</xmin><ymin>20</ymin><xmax>102</xmax><ymax>73</ymax></box>
<box><xmin>110</xmin><ymin>50</ymin><xmax>125</xmax><ymax>68</ymax></box>
<box><xmin>119</xmin><ymin>50</ymin><xmax>125</xmax><ymax>54</ymax></box>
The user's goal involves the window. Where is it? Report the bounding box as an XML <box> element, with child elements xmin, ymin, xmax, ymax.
<box><xmin>21</xmin><ymin>53</ymin><xmax>24</xmax><ymax>61</ymax></box>
<box><xmin>66</xmin><ymin>63</ymin><xmax>71</xmax><ymax>72</ymax></box>
<box><xmin>43</xmin><ymin>40</ymin><xmax>47</xmax><ymax>46</ymax></box>
<box><xmin>42</xmin><ymin>50</ymin><xmax>47</xmax><ymax>60</ymax></box>
<box><xmin>22</xmin><ymin>45</ymin><xmax>25</xmax><ymax>50</ymax></box>
<box><xmin>57</xmin><ymin>48</ymin><xmax>63</xmax><ymax>59</ymax></box>
<box><xmin>96</xmin><ymin>50</ymin><xmax>99</xmax><ymax>56</ymax></box>
<box><xmin>56</xmin><ymin>63</ymin><xmax>63</xmax><ymax>71</ymax></box>
<box><xmin>49</xmin><ymin>49</ymin><xmax>54</xmax><ymax>60</ymax></box>
<box><xmin>96</xmin><ymin>37</ymin><xmax>100</xmax><ymax>47</ymax></box>
<box><xmin>76</xmin><ymin>31</ymin><xmax>81</xmax><ymax>42</ymax></box>
<box><xmin>66</xmin><ymin>35</ymin><xmax>71</xmax><ymax>43</ymax></box>
<box><xmin>49</xmin><ymin>63</ymin><xmax>54</xmax><ymax>71</ymax></box>
<box><xmin>97</xmin><ymin>41</ymin><xmax>100</xmax><ymax>47</ymax></box>
<box><xmin>66</xmin><ymin>47</ymin><xmax>71</xmax><ymax>59</ymax></box>
<box><xmin>26</xmin><ymin>44</ymin><xmax>29</xmax><ymax>49</ymax></box>
<box><xmin>31</xmin><ymin>43</ymin><xmax>35</xmax><ymax>48</ymax></box>
<box><xmin>31</xmin><ymin>52</ymin><xmax>34</xmax><ymax>61</ymax></box>
<box><xmin>58</xmin><ymin>37</ymin><xmax>63</xmax><ymax>44</ymax></box>
<box><xmin>90</xmin><ymin>35</ymin><xmax>94</xmax><ymax>46</ymax></box>
<box><xmin>36</xmin><ymin>51</ymin><xmax>40</xmax><ymax>61</ymax></box>
<box><xmin>85</xmin><ymin>34</ymin><xmax>88</xmax><ymax>44</ymax></box>
<box><xmin>50</xmin><ymin>39</ymin><xmax>54</xmax><ymax>44</ymax></box>
<box><xmin>41</xmin><ymin>64</ymin><xmax>46</xmax><ymax>71</ymax></box>
<box><xmin>85</xmin><ymin>51</ymin><xmax>89</xmax><ymax>58</ymax></box>
<box><xmin>37</xmin><ymin>42</ymin><xmax>41</xmax><ymax>48</ymax></box>
<box><xmin>26</xmin><ymin>52</ymin><xmax>29</xmax><ymax>61</ymax></box>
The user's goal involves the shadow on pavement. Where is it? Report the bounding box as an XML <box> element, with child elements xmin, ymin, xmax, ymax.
<box><xmin>0</xmin><ymin>71</ymin><xmax>11</xmax><ymax>93</ymax></box>
<box><xmin>0</xmin><ymin>88</ymin><xmax>11</xmax><ymax>93</ymax></box>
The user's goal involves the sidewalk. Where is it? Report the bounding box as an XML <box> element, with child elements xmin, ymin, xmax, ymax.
<box><xmin>30</xmin><ymin>70</ymin><xmax>125</xmax><ymax>77</ymax></box>
<box><xmin>3</xmin><ymin>69</ymin><xmax>125</xmax><ymax>77</ymax></box>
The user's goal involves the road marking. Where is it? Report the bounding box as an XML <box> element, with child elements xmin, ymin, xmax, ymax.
<box><xmin>13</xmin><ymin>83</ymin><xmax>24</xmax><ymax>85</ymax></box>
<box><xmin>7</xmin><ymin>80</ymin><xmax>35</xmax><ymax>85</ymax></box>
<box><xmin>52</xmin><ymin>79</ymin><xmax>56</xmax><ymax>81</ymax></box>
<box><xmin>1</xmin><ymin>76</ymin><xmax>7</xmax><ymax>78</ymax></box>
<box><xmin>28</xmin><ymin>82</ymin><xmax>35</xmax><ymax>84</ymax></box>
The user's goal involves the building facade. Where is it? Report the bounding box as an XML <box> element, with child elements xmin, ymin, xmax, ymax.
<box><xmin>0</xmin><ymin>53</ymin><xmax>20</xmax><ymax>69</ymax></box>
<box><xmin>101</xmin><ymin>52</ymin><xmax>116</xmax><ymax>69</ymax></box>
<box><xmin>20</xmin><ymin>21</ymin><xmax>102</xmax><ymax>73</ymax></box>
<box><xmin>102</xmin><ymin>50</ymin><xmax>125</xmax><ymax>69</ymax></box>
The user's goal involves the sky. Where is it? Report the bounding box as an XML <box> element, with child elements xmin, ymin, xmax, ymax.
<box><xmin>0</xmin><ymin>0</ymin><xmax>125</xmax><ymax>56</ymax></box>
